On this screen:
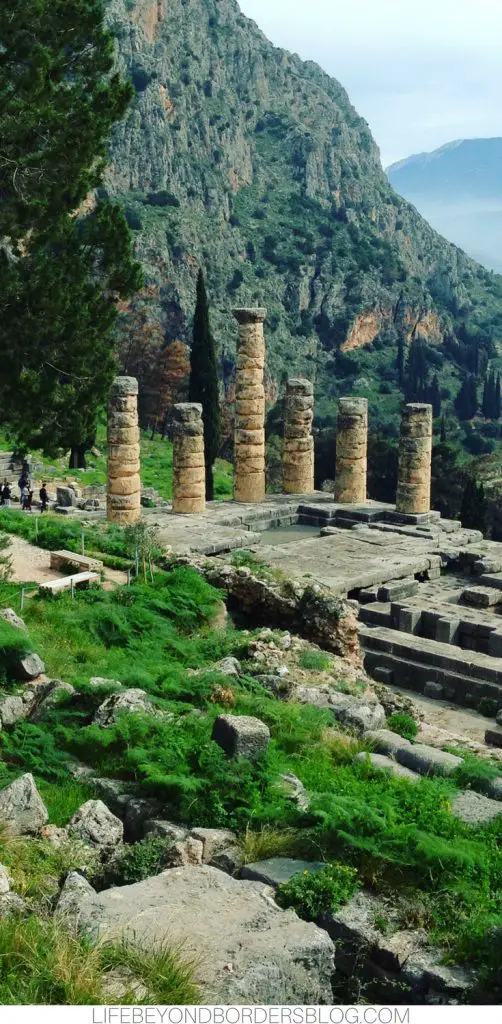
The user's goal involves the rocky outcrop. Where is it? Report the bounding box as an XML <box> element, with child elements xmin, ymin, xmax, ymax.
<box><xmin>68</xmin><ymin>800</ymin><xmax>124</xmax><ymax>851</ymax></box>
<box><xmin>61</xmin><ymin>864</ymin><xmax>335</xmax><ymax>1003</ymax></box>
<box><xmin>0</xmin><ymin>774</ymin><xmax>48</xmax><ymax>835</ymax></box>
<box><xmin>105</xmin><ymin>0</ymin><xmax>498</xmax><ymax>415</ymax></box>
<box><xmin>173</xmin><ymin>557</ymin><xmax>361</xmax><ymax>666</ymax></box>
<box><xmin>212</xmin><ymin>714</ymin><xmax>270</xmax><ymax>759</ymax></box>
<box><xmin>93</xmin><ymin>688</ymin><xmax>156</xmax><ymax>727</ymax></box>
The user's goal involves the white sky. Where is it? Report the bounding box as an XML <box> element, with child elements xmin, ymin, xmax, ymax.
<box><xmin>238</xmin><ymin>0</ymin><xmax>502</xmax><ymax>166</ymax></box>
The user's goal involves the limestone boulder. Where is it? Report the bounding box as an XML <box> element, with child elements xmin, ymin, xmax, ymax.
<box><xmin>143</xmin><ymin>820</ymin><xmax>188</xmax><ymax>842</ymax></box>
<box><xmin>242</xmin><ymin>858</ymin><xmax>325</xmax><ymax>889</ymax></box>
<box><xmin>212</xmin><ymin>714</ymin><xmax>270</xmax><ymax>759</ymax></box>
<box><xmin>0</xmin><ymin>609</ymin><xmax>27</xmax><ymax>632</ymax></box>
<box><xmin>452</xmin><ymin>790</ymin><xmax>502</xmax><ymax>825</ymax></box>
<box><xmin>0</xmin><ymin>773</ymin><xmax>48</xmax><ymax>835</ymax></box>
<box><xmin>0</xmin><ymin>695</ymin><xmax>27</xmax><ymax>727</ymax></box>
<box><xmin>163</xmin><ymin>837</ymin><xmax>203</xmax><ymax>867</ymax></box>
<box><xmin>214</xmin><ymin>657</ymin><xmax>242</xmax><ymax>677</ymax></box>
<box><xmin>16</xmin><ymin>653</ymin><xmax>45</xmax><ymax>681</ymax></box>
<box><xmin>64</xmin><ymin>864</ymin><xmax>334</xmax><ymax>1004</ymax></box>
<box><xmin>93</xmin><ymin>688</ymin><xmax>156</xmax><ymax>727</ymax></box>
<box><xmin>396</xmin><ymin>744</ymin><xmax>463</xmax><ymax>778</ymax></box>
<box><xmin>0</xmin><ymin>864</ymin><xmax>10</xmax><ymax>894</ymax></box>
<box><xmin>55</xmin><ymin>871</ymin><xmax>97</xmax><ymax>920</ymax></box>
<box><xmin>68</xmin><ymin>800</ymin><xmax>123</xmax><ymax>850</ymax></box>
<box><xmin>0</xmin><ymin>893</ymin><xmax>30</xmax><ymax>918</ymax></box>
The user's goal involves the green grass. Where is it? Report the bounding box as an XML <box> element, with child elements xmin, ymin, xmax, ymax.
<box><xmin>298</xmin><ymin>649</ymin><xmax>332</xmax><ymax>672</ymax></box>
<box><xmin>0</xmin><ymin>563</ymin><xmax>500</xmax><ymax>987</ymax></box>
<box><xmin>0</xmin><ymin>915</ymin><xmax>199</xmax><ymax>1004</ymax></box>
<box><xmin>0</xmin><ymin>423</ymin><xmax>233</xmax><ymax>502</ymax></box>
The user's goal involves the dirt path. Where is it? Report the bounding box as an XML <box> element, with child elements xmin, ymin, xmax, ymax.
<box><xmin>6</xmin><ymin>533</ymin><xmax>127</xmax><ymax>588</ymax></box>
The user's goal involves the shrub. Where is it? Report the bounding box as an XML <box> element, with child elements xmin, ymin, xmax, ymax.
<box><xmin>276</xmin><ymin>861</ymin><xmax>360</xmax><ymax>921</ymax></box>
<box><xmin>387</xmin><ymin>712</ymin><xmax>418</xmax><ymax>741</ymax></box>
<box><xmin>99</xmin><ymin>836</ymin><xmax>173</xmax><ymax>887</ymax></box>
<box><xmin>298</xmin><ymin>649</ymin><xmax>332</xmax><ymax>672</ymax></box>
<box><xmin>478</xmin><ymin>697</ymin><xmax>499</xmax><ymax>719</ymax></box>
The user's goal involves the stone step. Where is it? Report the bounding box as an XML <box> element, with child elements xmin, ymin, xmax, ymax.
<box><xmin>360</xmin><ymin>624</ymin><xmax>502</xmax><ymax>686</ymax></box>
<box><xmin>478</xmin><ymin>572</ymin><xmax>502</xmax><ymax>591</ymax></box>
<box><xmin>377</xmin><ymin>578</ymin><xmax>419</xmax><ymax>602</ymax></box>
<box><xmin>358</xmin><ymin>602</ymin><xmax>392</xmax><ymax>628</ymax></box>
<box><xmin>49</xmin><ymin>550</ymin><xmax>104</xmax><ymax>573</ymax></box>
<box><xmin>461</xmin><ymin>585</ymin><xmax>502</xmax><ymax>608</ymax></box>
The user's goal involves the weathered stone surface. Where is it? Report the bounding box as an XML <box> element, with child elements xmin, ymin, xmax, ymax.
<box><xmin>0</xmin><ymin>608</ymin><xmax>27</xmax><ymax>632</ymax></box>
<box><xmin>55</xmin><ymin>871</ymin><xmax>97</xmax><ymax>920</ymax></box>
<box><xmin>215</xmin><ymin>656</ymin><xmax>241</xmax><ymax>677</ymax></box>
<box><xmin>396</xmin><ymin>743</ymin><xmax>463</xmax><ymax>777</ymax></box>
<box><xmin>0</xmin><ymin>892</ymin><xmax>30</xmax><ymax>918</ymax></box>
<box><xmin>30</xmin><ymin>680</ymin><xmax>75</xmax><ymax>721</ymax></box>
<box><xmin>91</xmin><ymin>778</ymin><xmax>133</xmax><ymax>818</ymax></box>
<box><xmin>452</xmin><ymin>790</ymin><xmax>502</xmax><ymax>824</ymax></box>
<box><xmin>0</xmin><ymin>774</ymin><xmax>48</xmax><ymax>835</ymax></box>
<box><xmin>335</xmin><ymin>398</ymin><xmax>368</xmax><ymax>503</ymax></box>
<box><xmin>485</xmin><ymin>728</ymin><xmax>502</xmax><ymax>749</ymax></box>
<box><xmin>17</xmin><ymin>653</ymin><xmax>45</xmax><ymax>681</ymax></box>
<box><xmin>124</xmin><ymin>797</ymin><xmax>165</xmax><ymax>841</ymax></box>
<box><xmin>88</xmin><ymin>676</ymin><xmax>123</xmax><ymax>689</ymax></box>
<box><xmin>233</xmin><ymin>309</ymin><xmax>266</xmax><ymax>503</ymax></box>
<box><xmin>242</xmin><ymin>858</ymin><xmax>325</xmax><ymax>888</ymax></box>
<box><xmin>364</xmin><ymin>728</ymin><xmax>412</xmax><ymax>758</ymax></box>
<box><xmin>0</xmin><ymin>864</ymin><xmax>10</xmax><ymax>894</ymax></box>
<box><xmin>0</xmin><ymin>695</ymin><xmax>27</xmax><ymax>726</ymax></box>
<box><xmin>424</xmin><ymin>681</ymin><xmax>444</xmax><ymax>700</ymax></box>
<box><xmin>355</xmin><ymin>751</ymin><xmax>420</xmax><ymax>781</ymax></box>
<box><xmin>486</xmin><ymin>776</ymin><xmax>502</xmax><ymax>800</ymax></box>
<box><xmin>212</xmin><ymin>714</ymin><xmax>270</xmax><ymax>758</ymax></box>
<box><xmin>93</xmin><ymin>688</ymin><xmax>155</xmax><ymax>727</ymax></box>
<box><xmin>164</xmin><ymin>837</ymin><xmax>204</xmax><ymax>867</ymax></box>
<box><xmin>283</xmin><ymin>379</ymin><xmax>314</xmax><ymax>495</ymax></box>
<box><xmin>68</xmin><ymin>800</ymin><xmax>124</xmax><ymax>849</ymax></box>
<box><xmin>293</xmin><ymin>684</ymin><xmax>384</xmax><ymax>733</ymax></box>
<box><xmin>107</xmin><ymin>376</ymin><xmax>140</xmax><ymax>525</ymax></box>
<box><xmin>172</xmin><ymin>403</ymin><xmax>205</xmax><ymax>514</ymax></box>
<box><xmin>396</xmin><ymin>404</ymin><xmax>432</xmax><ymax>515</ymax></box>
<box><xmin>143</xmin><ymin>819</ymin><xmax>188</xmax><ymax>842</ymax></box>
<box><xmin>189</xmin><ymin>827</ymin><xmax>239</xmax><ymax>865</ymax></box>
<box><xmin>279</xmin><ymin>772</ymin><xmax>310</xmax><ymax>811</ymax></box>
<box><xmin>65</xmin><ymin>865</ymin><xmax>334</xmax><ymax>1003</ymax></box>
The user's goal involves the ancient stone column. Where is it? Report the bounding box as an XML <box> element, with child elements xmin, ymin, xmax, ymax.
<box><xmin>396</xmin><ymin>403</ymin><xmax>433</xmax><ymax>515</ymax></box>
<box><xmin>232</xmin><ymin>307</ymin><xmax>267</xmax><ymax>503</ymax></box>
<box><xmin>107</xmin><ymin>376</ymin><xmax>141</xmax><ymax>525</ymax></box>
<box><xmin>172</xmin><ymin>403</ymin><xmax>206</xmax><ymax>514</ymax></box>
<box><xmin>334</xmin><ymin>397</ymin><xmax>368</xmax><ymax>503</ymax></box>
<box><xmin>283</xmin><ymin>378</ymin><xmax>315</xmax><ymax>494</ymax></box>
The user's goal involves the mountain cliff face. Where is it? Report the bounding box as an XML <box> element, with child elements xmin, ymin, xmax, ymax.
<box><xmin>388</xmin><ymin>139</ymin><xmax>502</xmax><ymax>272</ymax></box>
<box><xmin>104</xmin><ymin>0</ymin><xmax>502</xmax><ymax>418</ymax></box>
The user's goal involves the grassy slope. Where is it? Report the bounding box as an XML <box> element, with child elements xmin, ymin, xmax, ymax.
<box><xmin>0</xmin><ymin>568</ymin><xmax>500</xmax><ymax>992</ymax></box>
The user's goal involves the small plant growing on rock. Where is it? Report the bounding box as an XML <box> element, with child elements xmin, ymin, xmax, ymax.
<box><xmin>387</xmin><ymin>712</ymin><xmax>418</xmax><ymax>741</ymax></box>
<box><xmin>100</xmin><ymin>836</ymin><xmax>173</xmax><ymax>887</ymax></box>
<box><xmin>299</xmin><ymin>649</ymin><xmax>331</xmax><ymax>672</ymax></box>
<box><xmin>276</xmin><ymin>861</ymin><xmax>360</xmax><ymax>921</ymax></box>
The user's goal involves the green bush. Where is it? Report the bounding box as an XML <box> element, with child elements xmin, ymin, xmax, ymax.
<box><xmin>387</xmin><ymin>712</ymin><xmax>419</xmax><ymax>741</ymax></box>
<box><xmin>298</xmin><ymin>649</ymin><xmax>332</xmax><ymax>672</ymax></box>
<box><xmin>99</xmin><ymin>836</ymin><xmax>173</xmax><ymax>887</ymax></box>
<box><xmin>276</xmin><ymin>861</ymin><xmax>360</xmax><ymax>921</ymax></box>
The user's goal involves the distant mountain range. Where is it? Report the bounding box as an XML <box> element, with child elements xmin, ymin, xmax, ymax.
<box><xmin>387</xmin><ymin>138</ymin><xmax>502</xmax><ymax>272</ymax></box>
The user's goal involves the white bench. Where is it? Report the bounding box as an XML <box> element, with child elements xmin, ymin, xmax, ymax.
<box><xmin>39</xmin><ymin>571</ymin><xmax>101</xmax><ymax>595</ymax></box>
<box><xmin>49</xmin><ymin>549</ymin><xmax>103</xmax><ymax>573</ymax></box>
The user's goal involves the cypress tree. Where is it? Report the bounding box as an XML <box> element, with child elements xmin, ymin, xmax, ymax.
<box><xmin>496</xmin><ymin>375</ymin><xmax>501</xmax><ymax>419</ymax></box>
<box><xmin>429</xmin><ymin>375</ymin><xmax>441</xmax><ymax>418</ymax></box>
<box><xmin>188</xmin><ymin>269</ymin><xmax>221</xmax><ymax>500</ymax></box>
<box><xmin>440</xmin><ymin>416</ymin><xmax>447</xmax><ymax>443</ymax></box>
<box><xmin>455</xmin><ymin>375</ymin><xmax>478</xmax><ymax>420</ymax></box>
<box><xmin>460</xmin><ymin>478</ymin><xmax>487</xmax><ymax>533</ymax></box>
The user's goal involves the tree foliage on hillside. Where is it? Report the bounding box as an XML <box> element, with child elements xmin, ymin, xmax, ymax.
<box><xmin>0</xmin><ymin>0</ymin><xmax>141</xmax><ymax>464</ymax></box>
<box><xmin>188</xmin><ymin>270</ymin><xmax>221</xmax><ymax>500</ymax></box>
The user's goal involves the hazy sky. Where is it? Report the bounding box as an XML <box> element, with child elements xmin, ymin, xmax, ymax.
<box><xmin>239</xmin><ymin>0</ymin><xmax>502</xmax><ymax>166</ymax></box>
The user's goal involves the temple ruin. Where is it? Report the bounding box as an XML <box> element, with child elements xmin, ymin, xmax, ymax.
<box><xmin>396</xmin><ymin>403</ymin><xmax>433</xmax><ymax>515</ymax></box>
<box><xmin>107</xmin><ymin>376</ymin><xmax>141</xmax><ymax>525</ymax></box>
<box><xmin>232</xmin><ymin>307</ymin><xmax>267</xmax><ymax>503</ymax></box>
<box><xmin>283</xmin><ymin>378</ymin><xmax>315</xmax><ymax>494</ymax></box>
<box><xmin>172</xmin><ymin>403</ymin><xmax>206</xmax><ymax>514</ymax></box>
<box><xmin>334</xmin><ymin>397</ymin><xmax>368</xmax><ymax>503</ymax></box>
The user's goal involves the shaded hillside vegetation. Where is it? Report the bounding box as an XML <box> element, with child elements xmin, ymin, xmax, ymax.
<box><xmin>105</xmin><ymin>0</ymin><xmax>502</xmax><ymax>433</ymax></box>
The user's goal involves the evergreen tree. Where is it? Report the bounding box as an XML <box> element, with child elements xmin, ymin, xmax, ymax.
<box><xmin>396</xmin><ymin>334</ymin><xmax>405</xmax><ymax>389</ymax></box>
<box><xmin>428</xmin><ymin>374</ymin><xmax>441</xmax><ymax>418</ymax></box>
<box><xmin>496</xmin><ymin>375</ymin><xmax>501</xmax><ymax>419</ymax></box>
<box><xmin>188</xmin><ymin>270</ymin><xmax>221</xmax><ymax>500</ymax></box>
<box><xmin>404</xmin><ymin>338</ymin><xmax>429</xmax><ymax>403</ymax></box>
<box><xmin>454</xmin><ymin>375</ymin><xmax>478</xmax><ymax>421</ymax></box>
<box><xmin>440</xmin><ymin>416</ymin><xmax>447</xmax><ymax>443</ymax></box>
<box><xmin>460</xmin><ymin>478</ymin><xmax>488</xmax><ymax>533</ymax></box>
<box><xmin>0</xmin><ymin>0</ymin><xmax>141</xmax><ymax>465</ymax></box>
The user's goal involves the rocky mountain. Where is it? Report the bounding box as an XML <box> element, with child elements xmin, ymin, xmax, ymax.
<box><xmin>104</xmin><ymin>0</ymin><xmax>502</xmax><ymax>424</ymax></box>
<box><xmin>388</xmin><ymin>139</ymin><xmax>502</xmax><ymax>273</ymax></box>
